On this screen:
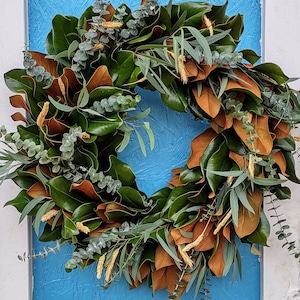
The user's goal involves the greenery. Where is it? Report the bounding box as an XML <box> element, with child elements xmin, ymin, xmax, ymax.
<box><xmin>2</xmin><ymin>0</ymin><xmax>300</xmax><ymax>298</ymax></box>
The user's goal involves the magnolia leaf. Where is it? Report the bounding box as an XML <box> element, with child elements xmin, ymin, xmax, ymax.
<box><xmin>4</xmin><ymin>190</ymin><xmax>32</xmax><ymax>212</ymax></box>
<box><xmin>70</xmin><ymin>180</ymin><xmax>102</xmax><ymax>201</ymax></box>
<box><xmin>272</xmin><ymin>151</ymin><xmax>288</xmax><ymax>177</ymax></box>
<box><xmin>247</xmin><ymin>210</ymin><xmax>270</xmax><ymax>246</ymax></box>
<box><xmin>31</xmin><ymin>51</ymin><xmax>59</xmax><ymax>77</ymax></box>
<box><xmin>187</xmin><ymin>128</ymin><xmax>217</xmax><ymax>168</ymax></box>
<box><xmin>234</xmin><ymin>190</ymin><xmax>263</xmax><ymax>238</ymax></box>
<box><xmin>226</xmin><ymin>69</ymin><xmax>261</xmax><ymax>100</ymax></box>
<box><xmin>86</xmin><ymin>65</ymin><xmax>113</xmax><ymax>92</ymax></box>
<box><xmin>241</xmin><ymin>49</ymin><xmax>261</xmax><ymax>64</ymax></box>
<box><xmin>39</xmin><ymin>224</ymin><xmax>61</xmax><ymax>242</ymax></box>
<box><xmin>192</xmin><ymin>220</ymin><xmax>215</xmax><ymax>251</ymax></box>
<box><xmin>253</xmin><ymin>63</ymin><xmax>289</xmax><ymax>85</ymax></box>
<box><xmin>87</xmin><ymin>114</ymin><xmax>123</xmax><ymax>136</ymax></box>
<box><xmin>208</xmin><ymin>235</ymin><xmax>226</xmax><ymax>277</ymax></box>
<box><xmin>233</xmin><ymin>115</ymin><xmax>273</xmax><ymax>155</ymax></box>
<box><xmin>9</xmin><ymin>95</ymin><xmax>29</xmax><ymax>112</ymax></box>
<box><xmin>48</xmin><ymin>176</ymin><xmax>84</xmax><ymax>212</ymax></box>
<box><xmin>151</xmin><ymin>268</ymin><xmax>168</xmax><ymax>292</ymax></box>
<box><xmin>154</xmin><ymin>244</ymin><xmax>175</xmax><ymax>270</ymax></box>
<box><xmin>11</xmin><ymin>112</ymin><xmax>27</xmax><ymax>123</ymax></box>
<box><xmin>62</xmin><ymin>212</ymin><xmax>79</xmax><ymax>239</ymax></box>
<box><xmin>71</xmin><ymin>202</ymin><xmax>98</xmax><ymax>222</ymax></box>
<box><xmin>192</xmin><ymin>85</ymin><xmax>221</xmax><ymax>118</ymax></box>
<box><xmin>27</xmin><ymin>182</ymin><xmax>49</xmax><ymax>198</ymax></box>
<box><xmin>107</xmin><ymin>155</ymin><xmax>137</xmax><ymax>188</ymax></box>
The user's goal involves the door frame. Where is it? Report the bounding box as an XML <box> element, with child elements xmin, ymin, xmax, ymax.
<box><xmin>1</xmin><ymin>1</ymin><xmax>300</xmax><ymax>299</ymax></box>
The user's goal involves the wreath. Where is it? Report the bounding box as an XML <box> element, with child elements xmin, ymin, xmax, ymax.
<box><xmin>2</xmin><ymin>0</ymin><xmax>300</xmax><ymax>299</ymax></box>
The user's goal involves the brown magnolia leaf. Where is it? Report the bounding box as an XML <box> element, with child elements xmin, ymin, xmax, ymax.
<box><xmin>103</xmin><ymin>4</ymin><xmax>115</xmax><ymax>20</ymax></box>
<box><xmin>61</xmin><ymin>68</ymin><xmax>82</xmax><ymax>93</ymax></box>
<box><xmin>234</xmin><ymin>190</ymin><xmax>263</xmax><ymax>238</ymax></box>
<box><xmin>187</xmin><ymin>128</ymin><xmax>217</xmax><ymax>168</ymax></box>
<box><xmin>27</xmin><ymin>182</ymin><xmax>49</xmax><ymax>198</ymax></box>
<box><xmin>11</xmin><ymin>112</ymin><xmax>27</xmax><ymax>124</ymax></box>
<box><xmin>152</xmin><ymin>268</ymin><xmax>168</xmax><ymax>292</ymax></box>
<box><xmin>229</xmin><ymin>151</ymin><xmax>246</xmax><ymax>169</ymax></box>
<box><xmin>9</xmin><ymin>95</ymin><xmax>29</xmax><ymax>112</ymax></box>
<box><xmin>210</xmin><ymin>111</ymin><xmax>233</xmax><ymax>133</ymax></box>
<box><xmin>71</xmin><ymin>180</ymin><xmax>102</xmax><ymax>201</ymax></box>
<box><xmin>131</xmin><ymin>262</ymin><xmax>151</xmax><ymax>288</ymax></box>
<box><xmin>192</xmin><ymin>63</ymin><xmax>217</xmax><ymax>81</ymax></box>
<box><xmin>46</xmin><ymin>117</ymin><xmax>69</xmax><ymax>135</ymax></box>
<box><xmin>233</xmin><ymin>115</ymin><xmax>273</xmax><ymax>155</ymax></box>
<box><xmin>166</xmin><ymin>265</ymin><xmax>191</xmax><ymax>296</ymax></box>
<box><xmin>96</xmin><ymin>202</ymin><xmax>128</xmax><ymax>223</ymax></box>
<box><xmin>225</xmin><ymin>69</ymin><xmax>261</xmax><ymax>99</ymax></box>
<box><xmin>270</xmin><ymin>119</ymin><xmax>290</xmax><ymax>139</ymax></box>
<box><xmin>31</xmin><ymin>51</ymin><xmax>59</xmax><ymax>77</ymax></box>
<box><xmin>208</xmin><ymin>235</ymin><xmax>225</xmax><ymax>277</ymax></box>
<box><xmin>192</xmin><ymin>85</ymin><xmax>221</xmax><ymax>118</ymax></box>
<box><xmin>154</xmin><ymin>244</ymin><xmax>174</xmax><ymax>270</ymax></box>
<box><xmin>193</xmin><ymin>220</ymin><xmax>216</xmax><ymax>251</ymax></box>
<box><xmin>170</xmin><ymin>217</ymin><xmax>199</xmax><ymax>245</ymax></box>
<box><xmin>89</xmin><ymin>222</ymin><xmax>121</xmax><ymax>237</ymax></box>
<box><xmin>168</xmin><ymin>174</ymin><xmax>184</xmax><ymax>188</ymax></box>
<box><xmin>86</xmin><ymin>65</ymin><xmax>113</xmax><ymax>92</ymax></box>
<box><xmin>185</xmin><ymin>59</ymin><xmax>198</xmax><ymax>78</ymax></box>
<box><xmin>223</xmin><ymin>225</ymin><xmax>231</xmax><ymax>242</ymax></box>
<box><xmin>272</xmin><ymin>151</ymin><xmax>288</xmax><ymax>176</ymax></box>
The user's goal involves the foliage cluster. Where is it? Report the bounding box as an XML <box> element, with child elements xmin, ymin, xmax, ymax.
<box><xmin>2</xmin><ymin>0</ymin><xmax>300</xmax><ymax>298</ymax></box>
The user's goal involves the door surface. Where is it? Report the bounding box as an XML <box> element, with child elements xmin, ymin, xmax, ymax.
<box><xmin>29</xmin><ymin>0</ymin><xmax>261</xmax><ymax>299</ymax></box>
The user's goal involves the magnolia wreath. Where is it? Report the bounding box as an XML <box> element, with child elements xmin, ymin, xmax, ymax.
<box><xmin>2</xmin><ymin>0</ymin><xmax>300</xmax><ymax>299</ymax></box>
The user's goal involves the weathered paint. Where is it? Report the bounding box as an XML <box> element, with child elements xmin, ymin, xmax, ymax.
<box><xmin>29</xmin><ymin>1</ymin><xmax>261</xmax><ymax>299</ymax></box>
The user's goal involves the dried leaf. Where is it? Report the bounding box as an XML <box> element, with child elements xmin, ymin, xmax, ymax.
<box><xmin>46</xmin><ymin>117</ymin><xmax>69</xmax><ymax>135</ymax></box>
<box><xmin>187</xmin><ymin>128</ymin><xmax>217</xmax><ymax>168</ymax></box>
<box><xmin>71</xmin><ymin>180</ymin><xmax>102</xmax><ymax>201</ymax></box>
<box><xmin>272</xmin><ymin>151</ymin><xmax>288</xmax><ymax>176</ymax></box>
<box><xmin>154</xmin><ymin>244</ymin><xmax>175</xmax><ymax>270</ymax></box>
<box><xmin>225</xmin><ymin>69</ymin><xmax>261</xmax><ymax>99</ymax></box>
<box><xmin>11</xmin><ymin>112</ymin><xmax>27</xmax><ymax>123</ymax></box>
<box><xmin>86</xmin><ymin>65</ymin><xmax>113</xmax><ymax>92</ymax></box>
<box><xmin>9</xmin><ymin>95</ymin><xmax>29</xmax><ymax>112</ymax></box>
<box><xmin>233</xmin><ymin>115</ymin><xmax>273</xmax><ymax>155</ymax></box>
<box><xmin>234</xmin><ymin>190</ymin><xmax>263</xmax><ymax>238</ymax></box>
<box><xmin>270</xmin><ymin>119</ymin><xmax>290</xmax><ymax>139</ymax></box>
<box><xmin>152</xmin><ymin>268</ymin><xmax>168</xmax><ymax>292</ymax></box>
<box><xmin>192</xmin><ymin>85</ymin><xmax>221</xmax><ymax>118</ymax></box>
<box><xmin>192</xmin><ymin>221</ymin><xmax>216</xmax><ymax>251</ymax></box>
<box><xmin>31</xmin><ymin>51</ymin><xmax>59</xmax><ymax>77</ymax></box>
<box><xmin>192</xmin><ymin>63</ymin><xmax>217</xmax><ymax>81</ymax></box>
<box><xmin>185</xmin><ymin>59</ymin><xmax>198</xmax><ymax>78</ymax></box>
<box><xmin>223</xmin><ymin>225</ymin><xmax>231</xmax><ymax>242</ymax></box>
<box><xmin>27</xmin><ymin>182</ymin><xmax>49</xmax><ymax>198</ymax></box>
<box><xmin>210</xmin><ymin>111</ymin><xmax>233</xmax><ymax>132</ymax></box>
<box><xmin>229</xmin><ymin>151</ymin><xmax>245</xmax><ymax>169</ymax></box>
<box><xmin>208</xmin><ymin>235</ymin><xmax>225</xmax><ymax>277</ymax></box>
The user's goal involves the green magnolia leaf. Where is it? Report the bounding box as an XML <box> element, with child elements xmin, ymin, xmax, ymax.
<box><xmin>17</xmin><ymin>124</ymin><xmax>40</xmax><ymax>144</ymax></box>
<box><xmin>206</xmin><ymin>141</ymin><xmax>231</xmax><ymax>193</ymax></box>
<box><xmin>273</xmin><ymin>135</ymin><xmax>295</xmax><ymax>152</ymax></box>
<box><xmin>62</xmin><ymin>212</ymin><xmax>79</xmax><ymax>240</ymax></box>
<box><xmin>51</xmin><ymin>14</ymin><xmax>79</xmax><ymax>54</ymax></box>
<box><xmin>48</xmin><ymin>176</ymin><xmax>84</xmax><ymax>212</ymax></box>
<box><xmin>4</xmin><ymin>190</ymin><xmax>32</xmax><ymax>212</ymax></box>
<box><xmin>247</xmin><ymin>210</ymin><xmax>270</xmax><ymax>246</ymax></box>
<box><xmin>39</xmin><ymin>224</ymin><xmax>62</xmax><ymax>242</ymax></box>
<box><xmin>180</xmin><ymin>166</ymin><xmax>202</xmax><ymax>183</ymax></box>
<box><xmin>281</xmin><ymin>150</ymin><xmax>300</xmax><ymax>183</ymax></box>
<box><xmin>118</xmin><ymin>186</ymin><xmax>145</xmax><ymax>209</ymax></box>
<box><xmin>89</xmin><ymin>87</ymin><xmax>128</xmax><ymax>101</ymax></box>
<box><xmin>110</xmin><ymin>50</ymin><xmax>135</xmax><ymax>86</ymax></box>
<box><xmin>253</xmin><ymin>63</ymin><xmax>289</xmax><ymax>85</ymax></box>
<box><xmin>273</xmin><ymin>185</ymin><xmax>291</xmax><ymax>200</ymax></box>
<box><xmin>107</xmin><ymin>155</ymin><xmax>137</xmax><ymax>188</ymax></box>
<box><xmin>160</xmin><ymin>82</ymin><xmax>187</xmax><ymax>112</ymax></box>
<box><xmin>220</xmin><ymin>14</ymin><xmax>244</xmax><ymax>41</ymax></box>
<box><xmin>72</xmin><ymin>202</ymin><xmax>98</xmax><ymax>222</ymax></box>
<box><xmin>87</xmin><ymin>114</ymin><xmax>123</xmax><ymax>136</ymax></box>
<box><xmin>241</xmin><ymin>49</ymin><xmax>261</xmax><ymax>64</ymax></box>
<box><xmin>4</xmin><ymin>69</ymin><xmax>33</xmax><ymax>93</ymax></box>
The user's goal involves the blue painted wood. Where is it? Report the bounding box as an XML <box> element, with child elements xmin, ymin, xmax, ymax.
<box><xmin>29</xmin><ymin>1</ymin><xmax>261</xmax><ymax>299</ymax></box>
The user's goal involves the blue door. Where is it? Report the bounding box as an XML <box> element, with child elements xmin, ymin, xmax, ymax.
<box><xmin>29</xmin><ymin>0</ymin><xmax>261</xmax><ymax>299</ymax></box>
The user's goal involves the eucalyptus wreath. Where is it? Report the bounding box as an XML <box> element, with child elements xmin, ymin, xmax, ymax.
<box><xmin>2</xmin><ymin>0</ymin><xmax>300</xmax><ymax>299</ymax></box>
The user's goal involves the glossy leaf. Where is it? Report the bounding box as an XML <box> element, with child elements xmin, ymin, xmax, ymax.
<box><xmin>48</xmin><ymin>176</ymin><xmax>84</xmax><ymax>212</ymax></box>
<box><xmin>253</xmin><ymin>63</ymin><xmax>289</xmax><ymax>85</ymax></box>
<box><xmin>87</xmin><ymin>114</ymin><xmax>123</xmax><ymax>136</ymax></box>
<box><xmin>72</xmin><ymin>202</ymin><xmax>98</xmax><ymax>222</ymax></box>
<box><xmin>107</xmin><ymin>155</ymin><xmax>137</xmax><ymax>188</ymax></box>
<box><xmin>247</xmin><ymin>210</ymin><xmax>270</xmax><ymax>246</ymax></box>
